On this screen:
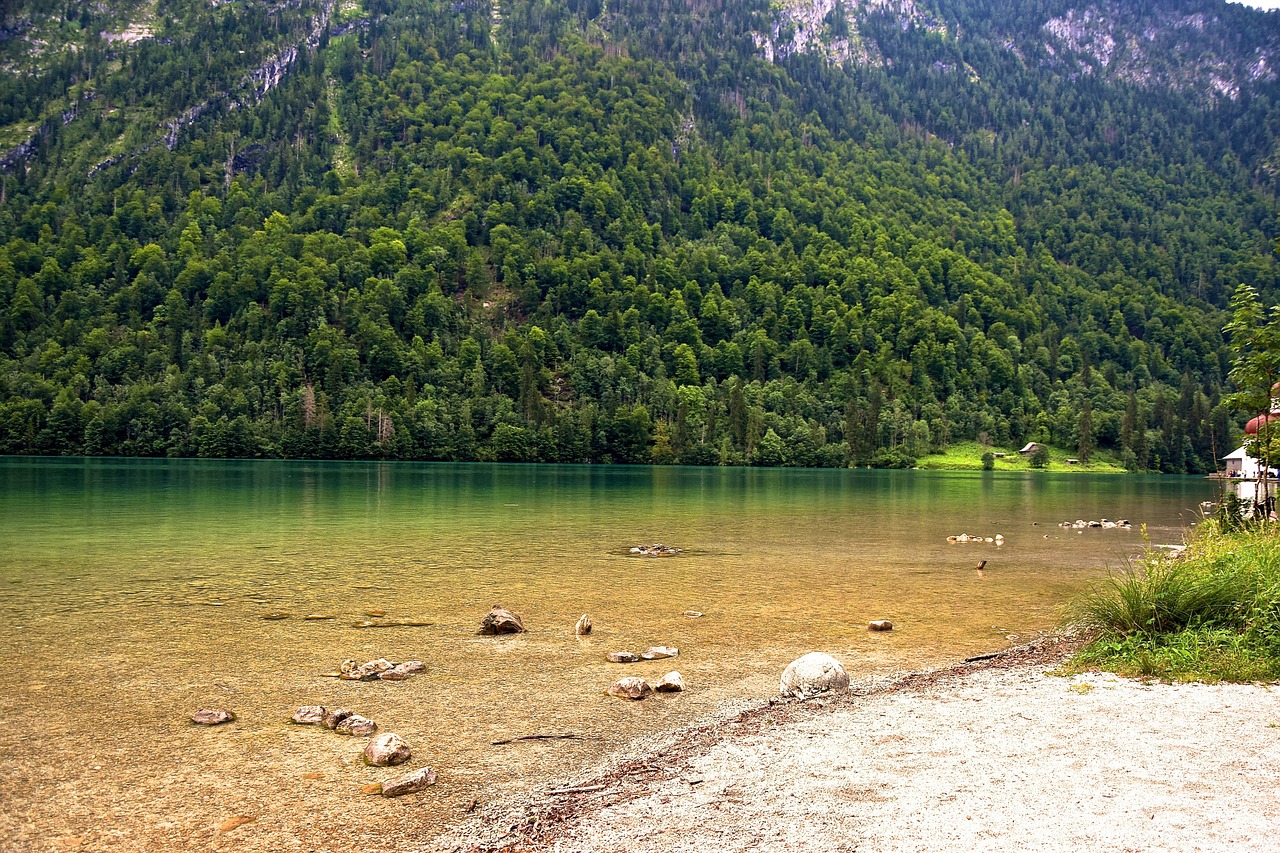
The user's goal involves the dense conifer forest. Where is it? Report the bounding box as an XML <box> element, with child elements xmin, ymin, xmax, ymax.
<box><xmin>1</xmin><ymin>0</ymin><xmax>1278</xmax><ymax>469</ymax></box>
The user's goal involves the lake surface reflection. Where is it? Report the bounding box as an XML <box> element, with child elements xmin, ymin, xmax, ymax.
<box><xmin>0</xmin><ymin>459</ymin><xmax>1216</xmax><ymax>851</ymax></box>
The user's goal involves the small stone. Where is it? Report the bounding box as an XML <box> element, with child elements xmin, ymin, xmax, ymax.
<box><xmin>382</xmin><ymin>766</ymin><xmax>438</xmax><ymax>797</ymax></box>
<box><xmin>341</xmin><ymin>658</ymin><xmax>394</xmax><ymax>681</ymax></box>
<box><xmin>339</xmin><ymin>659</ymin><xmax>359</xmax><ymax>675</ymax></box>
<box><xmin>392</xmin><ymin>660</ymin><xmax>426</xmax><ymax>674</ymax></box>
<box><xmin>363</xmin><ymin>732</ymin><xmax>411</xmax><ymax>767</ymax></box>
<box><xmin>378</xmin><ymin>670</ymin><xmax>408</xmax><ymax>681</ymax></box>
<box><xmin>322</xmin><ymin>708</ymin><xmax>354</xmax><ymax>730</ymax></box>
<box><xmin>361</xmin><ymin>783</ymin><xmax>384</xmax><ymax>795</ymax></box>
<box><xmin>479</xmin><ymin>606</ymin><xmax>526</xmax><ymax>635</ymax></box>
<box><xmin>606</xmin><ymin>676</ymin><xmax>653</xmax><ymax>700</ymax></box>
<box><xmin>262</xmin><ymin>612</ymin><xmax>290</xmax><ymax>620</ymax></box>
<box><xmin>352</xmin><ymin>621</ymin><xmax>377</xmax><ymax>628</ymax></box>
<box><xmin>365</xmin><ymin>609</ymin><xmax>387</xmax><ymax>618</ymax></box>
<box><xmin>641</xmin><ymin>646</ymin><xmax>678</xmax><ymax>660</ymax></box>
<box><xmin>218</xmin><ymin>815</ymin><xmax>256</xmax><ymax>832</ymax></box>
<box><xmin>683</xmin><ymin>610</ymin><xmax>703</xmax><ymax>618</ymax></box>
<box><xmin>303</xmin><ymin>614</ymin><xmax>334</xmax><ymax>620</ymax></box>
<box><xmin>780</xmin><ymin>652</ymin><xmax>850</xmax><ymax>699</ymax></box>
<box><xmin>301</xmin><ymin>772</ymin><xmax>324</xmax><ymax>780</ymax></box>
<box><xmin>868</xmin><ymin>620</ymin><xmax>894</xmax><ymax>632</ymax></box>
<box><xmin>335</xmin><ymin>715</ymin><xmax>377</xmax><ymax>736</ymax></box>
<box><xmin>192</xmin><ymin>708</ymin><xmax>235</xmax><ymax>725</ymax></box>
<box><xmin>575</xmin><ymin>614</ymin><xmax>593</xmax><ymax>635</ymax></box>
<box><xmin>654</xmin><ymin>671</ymin><xmax>685</xmax><ymax>692</ymax></box>
<box><xmin>292</xmin><ymin>705</ymin><xmax>326</xmax><ymax>724</ymax></box>
<box><xmin>607</xmin><ymin>651</ymin><xmax>640</xmax><ymax>663</ymax></box>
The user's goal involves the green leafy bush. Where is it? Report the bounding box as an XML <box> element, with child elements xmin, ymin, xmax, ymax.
<box><xmin>1065</xmin><ymin>523</ymin><xmax>1280</xmax><ymax>682</ymax></box>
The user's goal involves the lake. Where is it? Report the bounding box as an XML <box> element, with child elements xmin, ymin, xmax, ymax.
<box><xmin>0</xmin><ymin>458</ymin><xmax>1217</xmax><ymax>851</ymax></box>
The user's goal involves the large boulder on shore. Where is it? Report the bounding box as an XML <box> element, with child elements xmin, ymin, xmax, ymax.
<box><xmin>479</xmin><ymin>606</ymin><xmax>526</xmax><ymax>635</ymax></box>
<box><xmin>780</xmin><ymin>652</ymin><xmax>849</xmax><ymax>699</ymax></box>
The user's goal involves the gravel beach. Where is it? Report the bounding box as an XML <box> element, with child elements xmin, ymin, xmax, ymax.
<box><xmin>441</xmin><ymin>641</ymin><xmax>1280</xmax><ymax>852</ymax></box>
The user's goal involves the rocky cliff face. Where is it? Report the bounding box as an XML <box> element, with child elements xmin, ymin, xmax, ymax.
<box><xmin>754</xmin><ymin>0</ymin><xmax>1280</xmax><ymax>103</ymax></box>
<box><xmin>1037</xmin><ymin>2</ymin><xmax>1279</xmax><ymax>101</ymax></box>
<box><xmin>754</xmin><ymin>0</ymin><xmax>945</xmax><ymax>66</ymax></box>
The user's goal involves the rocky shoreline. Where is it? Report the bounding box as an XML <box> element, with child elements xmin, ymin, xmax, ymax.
<box><xmin>436</xmin><ymin>634</ymin><xmax>1280</xmax><ymax>852</ymax></box>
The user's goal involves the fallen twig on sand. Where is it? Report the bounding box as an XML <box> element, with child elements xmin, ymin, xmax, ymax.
<box><xmin>491</xmin><ymin>733</ymin><xmax>589</xmax><ymax>746</ymax></box>
<box><xmin>548</xmin><ymin>784</ymin><xmax>608</xmax><ymax>796</ymax></box>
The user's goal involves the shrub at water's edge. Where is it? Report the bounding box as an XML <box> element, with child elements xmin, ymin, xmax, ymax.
<box><xmin>1062</xmin><ymin>521</ymin><xmax>1280</xmax><ymax>683</ymax></box>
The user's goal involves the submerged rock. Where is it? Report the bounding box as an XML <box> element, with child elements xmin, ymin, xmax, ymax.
<box><xmin>868</xmin><ymin>620</ymin><xmax>894</xmax><ymax>632</ymax></box>
<box><xmin>607</xmin><ymin>651</ymin><xmax>640</xmax><ymax>663</ymax></box>
<box><xmin>335</xmin><ymin>715</ymin><xmax>377</xmax><ymax>736</ymax></box>
<box><xmin>341</xmin><ymin>658</ymin><xmax>395</xmax><ymax>681</ymax></box>
<box><xmin>322</xmin><ymin>708</ymin><xmax>354</xmax><ymax>730</ymax></box>
<box><xmin>382</xmin><ymin>766</ymin><xmax>438</xmax><ymax>797</ymax></box>
<box><xmin>191</xmin><ymin>708</ymin><xmax>235</xmax><ymax>726</ymax></box>
<box><xmin>292</xmin><ymin>705</ymin><xmax>326</xmax><ymax>725</ymax></box>
<box><xmin>575</xmin><ymin>614</ymin><xmax>593</xmax><ymax>635</ymax></box>
<box><xmin>630</xmin><ymin>543</ymin><xmax>683</xmax><ymax>557</ymax></box>
<box><xmin>654</xmin><ymin>671</ymin><xmax>685</xmax><ymax>692</ymax></box>
<box><xmin>780</xmin><ymin>652</ymin><xmax>850</xmax><ymax>699</ymax></box>
<box><xmin>363</xmin><ymin>732</ymin><xmax>411</xmax><ymax>767</ymax></box>
<box><xmin>683</xmin><ymin>610</ymin><xmax>704</xmax><ymax>618</ymax></box>
<box><xmin>262</xmin><ymin>612</ymin><xmax>290</xmax><ymax>620</ymax></box>
<box><xmin>641</xmin><ymin>646</ymin><xmax>679</xmax><ymax>660</ymax></box>
<box><xmin>607</xmin><ymin>676</ymin><xmax>653</xmax><ymax>700</ymax></box>
<box><xmin>479</xmin><ymin>606</ymin><xmax>526</xmax><ymax>635</ymax></box>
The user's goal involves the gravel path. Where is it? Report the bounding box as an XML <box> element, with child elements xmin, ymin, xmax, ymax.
<box><xmin>443</xmin><ymin>648</ymin><xmax>1280</xmax><ymax>852</ymax></box>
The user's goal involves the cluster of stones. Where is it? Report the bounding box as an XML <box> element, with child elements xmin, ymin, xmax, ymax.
<box><xmin>292</xmin><ymin>706</ymin><xmax>437</xmax><ymax>797</ymax></box>
<box><xmin>1059</xmin><ymin>518</ymin><xmax>1132</xmax><ymax>529</ymax></box>
<box><xmin>604</xmin><ymin>643</ymin><xmax>685</xmax><ymax>699</ymax></box>
<box><xmin>338</xmin><ymin>658</ymin><xmax>426</xmax><ymax>681</ymax></box>
<box><xmin>628</xmin><ymin>544</ymin><xmax>683</xmax><ymax>557</ymax></box>
<box><xmin>947</xmin><ymin>533</ymin><xmax>1004</xmax><ymax>544</ymax></box>
<box><xmin>292</xmin><ymin>705</ymin><xmax>378</xmax><ymax>735</ymax></box>
<box><xmin>606</xmin><ymin>672</ymin><xmax>686</xmax><ymax>699</ymax></box>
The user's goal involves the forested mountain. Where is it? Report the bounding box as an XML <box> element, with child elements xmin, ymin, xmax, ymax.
<box><xmin>1</xmin><ymin>0</ymin><xmax>1278</xmax><ymax>470</ymax></box>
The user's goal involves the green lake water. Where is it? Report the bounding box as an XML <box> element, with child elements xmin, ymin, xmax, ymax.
<box><xmin>0</xmin><ymin>458</ymin><xmax>1217</xmax><ymax>852</ymax></box>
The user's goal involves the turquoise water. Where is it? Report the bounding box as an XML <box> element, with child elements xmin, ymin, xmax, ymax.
<box><xmin>0</xmin><ymin>459</ymin><xmax>1216</xmax><ymax>852</ymax></box>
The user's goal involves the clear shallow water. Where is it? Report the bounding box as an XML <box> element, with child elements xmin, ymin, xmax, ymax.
<box><xmin>0</xmin><ymin>459</ymin><xmax>1216</xmax><ymax>851</ymax></box>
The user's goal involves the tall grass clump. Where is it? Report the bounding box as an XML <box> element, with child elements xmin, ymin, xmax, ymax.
<box><xmin>1064</xmin><ymin>519</ymin><xmax>1280</xmax><ymax>682</ymax></box>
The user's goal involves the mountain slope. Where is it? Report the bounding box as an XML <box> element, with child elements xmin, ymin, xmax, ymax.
<box><xmin>0</xmin><ymin>0</ymin><xmax>1277</xmax><ymax>470</ymax></box>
